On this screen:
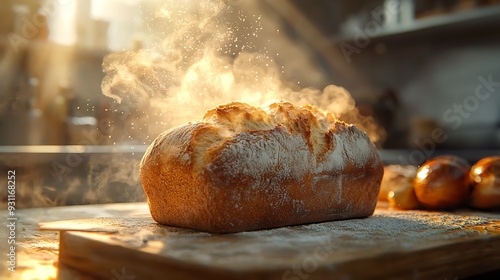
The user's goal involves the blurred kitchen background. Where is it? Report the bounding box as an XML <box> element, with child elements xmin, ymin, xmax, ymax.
<box><xmin>1</xmin><ymin>0</ymin><xmax>499</xmax><ymax>208</ymax></box>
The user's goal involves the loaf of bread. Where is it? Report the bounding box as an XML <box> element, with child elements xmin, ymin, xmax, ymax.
<box><xmin>140</xmin><ymin>101</ymin><xmax>383</xmax><ymax>233</ymax></box>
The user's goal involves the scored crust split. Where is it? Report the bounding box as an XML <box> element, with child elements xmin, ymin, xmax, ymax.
<box><xmin>140</xmin><ymin>101</ymin><xmax>384</xmax><ymax>233</ymax></box>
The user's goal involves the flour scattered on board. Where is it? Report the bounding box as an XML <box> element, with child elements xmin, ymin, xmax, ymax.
<box><xmin>103</xmin><ymin>208</ymin><xmax>497</xmax><ymax>270</ymax></box>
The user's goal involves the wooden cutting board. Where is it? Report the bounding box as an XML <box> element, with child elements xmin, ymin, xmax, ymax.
<box><xmin>40</xmin><ymin>204</ymin><xmax>500</xmax><ymax>280</ymax></box>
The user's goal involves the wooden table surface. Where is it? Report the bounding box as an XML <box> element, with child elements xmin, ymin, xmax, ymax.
<box><xmin>0</xmin><ymin>202</ymin><xmax>150</xmax><ymax>280</ymax></box>
<box><xmin>0</xmin><ymin>202</ymin><xmax>499</xmax><ymax>280</ymax></box>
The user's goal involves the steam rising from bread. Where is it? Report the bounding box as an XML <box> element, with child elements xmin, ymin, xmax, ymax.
<box><xmin>101</xmin><ymin>0</ymin><xmax>384</xmax><ymax>145</ymax></box>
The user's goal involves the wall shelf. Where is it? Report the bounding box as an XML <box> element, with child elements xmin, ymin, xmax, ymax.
<box><xmin>332</xmin><ymin>5</ymin><xmax>500</xmax><ymax>44</ymax></box>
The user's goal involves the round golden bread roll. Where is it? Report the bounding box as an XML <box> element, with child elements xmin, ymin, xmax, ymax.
<box><xmin>469</xmin><ymin>156</ymin><xmax>500</xmax><ymax>210</ymax></box>
<box><xmin>387</xmin><ymin>184</ymin><xmax>420</xmax><ymax>210</ymax></box>
<box><xmin>140</xmin><ymin>101</ymin><xmax>384</xmax><ymax>233</ymax></box>
<box><xmin>379</xmin><ymin>165</ymin><xmax>417</xmax><ymax>201</ymax></box>
<box><xmin>414</xmin><ymin>155</ymin><xmax>471</xmax><ymax>210</ymax></box>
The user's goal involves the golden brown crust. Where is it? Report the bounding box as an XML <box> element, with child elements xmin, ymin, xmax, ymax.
<box><xmin>140</xmin><ymin>101</ymin><xmax>383</xmax><ymax>233</ymax></box>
